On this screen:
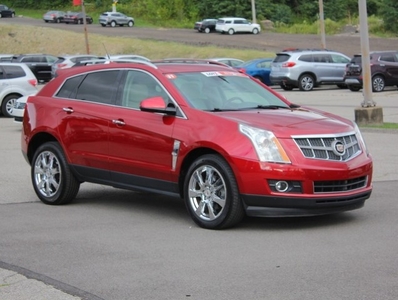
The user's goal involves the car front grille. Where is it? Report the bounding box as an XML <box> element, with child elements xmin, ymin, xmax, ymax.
<box><xmin>293</xmin><ymin>133</ymin><xmax>361</xmax><ymax>162</ymax></box>
<box><xmin>314</xmin><ymin>176</ymin><xmax>368</xmax><ymax>193</ymax></box>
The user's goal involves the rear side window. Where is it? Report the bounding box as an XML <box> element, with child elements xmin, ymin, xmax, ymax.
<box><xmin>1</xmin><ymin>65</ymin><xmax>26</xmax><ymax>79</ymax></box>
<box><xmin>76</xmin><ymin>70</ymin><xmax>120</xmax><ymax>104</ymax></box>
<box><xmin>379</xmin><ymin>55</ymin><xmax>395</xmax><ymax>62</ymax></box>
<box><xmin>56</xmin><ymin>75</ymin><xmax>84</xmax><ymax>98</ymax></box>
<box><xmin>298</xmin><ymin>54</ymin><xmax>313</xmax><ymax>62</ymax></box>
<box><xmin>273</xmin><ymin>54</ymin><xmax>291</xmax><ymax>63</ymax></box>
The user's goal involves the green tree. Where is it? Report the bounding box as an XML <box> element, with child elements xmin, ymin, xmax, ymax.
<box><xmin>379</xmin><ymin>0</ymin><xmax>398</xmax><ymax>33</ymax></box>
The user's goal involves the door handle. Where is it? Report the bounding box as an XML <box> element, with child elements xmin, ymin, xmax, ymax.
<box><xmin>62</xmin><ymin>107</ymin><xmax>74</xmax><ymax>113</ymax></box>
<box><xmin>112</xmin><ymin>119</ymin><xmax>125</xmax><ymax>126</ymax></box>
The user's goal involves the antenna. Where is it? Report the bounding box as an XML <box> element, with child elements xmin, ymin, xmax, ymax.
<box><xmin>102</xmin><ymin>43</ymin><xmax>110</xmax><ymax>59</ymax></box>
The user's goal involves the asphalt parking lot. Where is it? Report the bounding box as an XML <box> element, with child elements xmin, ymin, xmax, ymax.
<box><xmin>0</xmin><ymin>86</ymin><xmax>397</xmax><ymax>300</ymax></box>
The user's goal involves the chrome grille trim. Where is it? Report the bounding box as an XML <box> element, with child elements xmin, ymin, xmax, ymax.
<box><xmin>292</xmin><ymin>132</ymin><xmax>362</xmax><ymax>161</ymax></box>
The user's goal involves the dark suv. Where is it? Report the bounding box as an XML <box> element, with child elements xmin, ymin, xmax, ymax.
<box><xmin>11</xmin><ymin>54</ymin><xmax>58</xmax><ymax>82</ymax></box>
<box><xmin>0</xmin><ymin>4</ymin><xmax>15</xmax><ymax>18</ymax></box>
<box><xmin>344</xmin><ymin>51</ymin><xmax>398</xmax><ymax>92</ymax></box>
<box><xmin>194</xmin><ymin>19</ymin><xmax>218</xmax><ymax>33</ymax></box>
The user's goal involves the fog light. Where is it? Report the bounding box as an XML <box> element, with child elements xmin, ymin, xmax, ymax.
<box><xmin>275</xmin><ymin>181</ymin><xmax>289</xmax><ymax>192</ymax></box>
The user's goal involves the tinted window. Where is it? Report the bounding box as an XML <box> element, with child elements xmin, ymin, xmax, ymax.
<box><xmin>76</xmin><ymin>71</ymin><xmax>120</xmax><ymax>104</ymax></box>
<box><xmin>56</xmin><ymin>75</ymin><xmax>84</xmax><ymax>98</ymax></box>
<box><xmin>379</xmin><ymin>55</ymin><xmax>395</xmax><ymax>62</ymax></box>
<box><xmin>121</xmin><ymin>71</ymin><xmax>168</xmax><ymax>109</ymax></box>
<box><xmin>331</xmin><ymin>54</ymin><xmax>350</xmax><ymax>64</ymax></box>
<box><xmin>234</xmin><ymin>20</ymin><xmax>243</xmax><ymax>24</ymax></box>
<box><xmin>298</xmin><ymin>54</ymin><xmax>312</xmax><ymax>62</ymax></box>
<box><xmin>313</xmin><ymin>54</ymin><xmax>331</xmax><ymax>63</ymax></box>
<box><xmin>1</xmin><ymin>65</ymin><xmax>25</xmax><ymax>79</ymax></box>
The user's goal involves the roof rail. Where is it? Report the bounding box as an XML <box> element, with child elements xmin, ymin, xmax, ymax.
<box><xmin>151</xmin><ymin>58</ymin><xmax>232</xmax><ymax>68</ymax></box>
<box><xmin>282</xmin><ymin>48</ymin><xmax>336</xmax><ymax>52</ymax></box>
<box><xmin>76</xmin><ymin>58</ymin><xmax>157</xmax><ymax>69</ymax></box>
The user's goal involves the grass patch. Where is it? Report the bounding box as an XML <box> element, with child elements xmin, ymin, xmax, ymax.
<box><xmin>360</xmin><ymin>122</ymin><xmax>398</xmax><ymax>130</ymax></box>
<box><xmin>0</xmin><ymin>23</ymin><xmax>274</xmax><ymax>60</ymax></box>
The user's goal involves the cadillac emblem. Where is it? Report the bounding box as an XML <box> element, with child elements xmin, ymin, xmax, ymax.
<box><xmin>332</xmin><ymin>140</ymin><xmax>345</xmax><ymax>156</ymax></box>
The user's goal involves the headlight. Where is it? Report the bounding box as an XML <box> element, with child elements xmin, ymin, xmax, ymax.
<box><xmin>239</xmin><ymin>124</ymin><xmax>291</xmax><ymax>164</ymax></box>
<box><xmin>353</xmin><ymin>121</ymin><xmax>369</xmax><ymax>156</ymax></box>
<box><xmin>14</xmin><ymin>101</ymin><xmax>26</xmax><ymax>110</ymax></box>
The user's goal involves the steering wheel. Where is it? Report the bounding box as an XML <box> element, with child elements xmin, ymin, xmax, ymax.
<box><xmin>223</xmin><ymin>97</ymin><xmax>244</xmax><ymax>108</ymax></box>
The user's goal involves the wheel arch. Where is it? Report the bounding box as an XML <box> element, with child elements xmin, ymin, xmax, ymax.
<box><xmin>1</xmin><ymin>92</ymin><xmax>22</xmax><ymax>105</ymax></box>
<box><xmin>27</xmin><ymin>132</ymin><xmax>59</xmax><ymax>165</ymax></box>
<box><xmin>299</xmin><ymin>71</ymin><xmax>318</xmax><ymax>83</ymax></box>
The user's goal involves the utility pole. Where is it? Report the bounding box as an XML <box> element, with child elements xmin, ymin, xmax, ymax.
<box><xmin>354</xmin><ymin>0</ymin><xmax>383</xmax><ymax>125</ymax></box>
<box><xmin>251</xmin><ymin>0</ymin><xmax>256</xmax><ymax>24</ymax></box>
<box><xmin>81</xmin><ymin>0</ymin><xmax>90</xmax><ymax>54</ymax></box>
<box><xmin>319</xmin><ymin>0</ymin><xmax>326</xmax><ymax>49</ymax></box>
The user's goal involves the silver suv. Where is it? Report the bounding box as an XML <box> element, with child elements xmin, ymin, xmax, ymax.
<box><xmin>270</xmin><ymin>49</ymin><xmax>350</xmax><ymax>91</ymax></box>
<box><xmin>99</xmin><ymin>12</ymin><xmax>134</xmax><ymax>27</ymax></box>
<box><xmin>0</xmin><ymin>63</ymin><xmax>38</xmax><ymax>117</ymax></box>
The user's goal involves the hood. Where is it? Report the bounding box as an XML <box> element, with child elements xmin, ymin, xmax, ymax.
<box><xmin>219</xmin><ymin>108</ymin><xmax>353</xmax><ymax>138</ymax></box>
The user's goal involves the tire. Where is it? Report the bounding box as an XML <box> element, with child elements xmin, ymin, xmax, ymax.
<box><xmin>337</xmin><ymin>84</ymin><xmax>346</xmax><ymax>89</ymax></box>
<box><xmin>228</xmin><ymin>28</ymin><xmax>234</xmax><ymax>35</ymax></box>
<box><xmin>1</xmin><ymin>94</ymin><xmax>20</xmax><ymax>118</ymax></box>
<box><xmin>204</xmin><ymin>27</ymin><xmax>210</xmax><ymax>34</ymax></box>
<box><xmin>128</xmin><ymin>20</ymin><xmax>134</xmax><ymax>27</ymax></box>
<box><xmin>110</xmin><ymin>21</ymin><xmax>116</xmax><ymax>28</ymax></box>
<box><xmin>348</xmin><ymin>86</ymin><xmax>361</xmax><ymax>92</ymax></box>
<box><xmin>280</xmin><ymin>84</ymin><xmax>294</xmax><ymax>91</ymax></box>
<box><xmin>252</xmin><ymin>28</ymin><xmax>259</xmax><ymax>34</ymax></box>
<box><xmin>44</xmin><ymin>20</ymin><xmax>48</xmax><ymax>23</ymax></box>
<box><xmin>11</xmin><ymin>13</ymin><xmax>15</xmax><ymax>18</ymax></box>
<box><xmin>56</xmin><ymin>18</ymin><xmax>60</xmax><ymax>23</ymax></box>
<box><xmin>372</xmin><ymin>75</ymin><xmax>385</xmax><ymax>92</ymax></box>
<box><xmin>101</xmin><ymin>24</ymin><xmax>106</xmax><ymax>27</ymax></box>
<box><xmin>298</xmin><ymin>74</ymin><xmax>315</xmax><ymax>91</ymax></box>
<box><xmin>183</xmin><ymin>154</ymin><xmax>245</xmax><ymax>229</ymax></box>
<box><xmin>31</xmin><ymin>142</ymin><xmax>80</xmax><ymax>205</ymax></box>
<box><xmin>77</xmin><ymin>19</ymin><xmax>82</xmax><ymax>24</ymax></box>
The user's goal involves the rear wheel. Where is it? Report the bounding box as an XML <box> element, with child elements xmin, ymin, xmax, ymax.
<box><xmin>280</xmin><ymin>83</ymin><xmax>294</xmax><ymax>91</ymax></box>
<box><xmin>1</xmin><ymin>94</ymin><xmax>20</xmax><ymax>117</ymax></box>
<box><xmin>101</xmin><ymin>23</ymin><xmax>106</xmax><ymax>27</ymax></box>
<box><xmin>31</xmin><ymin>142</ymin><xmax>80</xmax><ymax>205</ymax></box>
<box><xmin>184</xmin><ymin>154</ymin><xmax>245</xmax><ymax>229</ymax></box>
<box><xmin>372</xmin><ymin>75</ymin><xmax>385</xmax><ymax>92</ymax></box>
<box><xmin>205</xmin><ymin>27</ymin><xmax>210</xmax><ymax>33</ymax></box>
<box><xmin>56</xmin><ymin>18</ymin><xmax>61</xmax><ymax>23</ymax></box>
<box><xmin>298</xmin><ymin>74</ymin><xmax>315</xmax><ymax>91</ymax></box>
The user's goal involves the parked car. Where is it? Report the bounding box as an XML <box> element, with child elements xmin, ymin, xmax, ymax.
<box><xmin>215</xmin><ymin>17</ymin><xmax>261</xmax><ymax>35</ymax></box>
<box><xmin>0</xmin><ymin>4</ymin><xmax>15</xmax><ymax>18</ymax></box>
<box><xmin>0</xmin><ymin>62</ymin><xmax>38</xmax><ymax>117</ymax></box>
<box><xmin>344</xmin><ymin>51</ymin><xmax>398</xmax><ymax>92</ymax></box>
<box><xmin>99</xmin><ymin>12</ymin><xmax>134</xmax><ymax>27</ymax></box>
<box><xmin>64</xmin><ymin>12</ymin><xmax>93</xmax><ymax>24</ymax></box>
<box><xmin>194</xmin><ymin>18</ymin><xmax>218</xmax><ymax>33</ymax></box>
<box><xmin>236</xmin><ymin>58</ymin><xmax>273</xmax><ymax>85</ymax></box>
<box><xmin>43</xmin><ymin>10</ymin><xmax>66</xmax><ymax>23</ymax></box>
<box><xmin>0</xmin><ymin>54</ymin><xmax>13</xmax><ymax>61</ymax></box>
<box><xmin>21</xmin><ymin>60</ymin><xmax>373</xmax><ymax>229</ymax></box>
<box><xmin>51</xmin><ymin>55</ymin><xmax>103</xmax><ymax>77</ymax></box>
<box><xmin>270</xmin><ymin>49</ymin><xmax>351</xmax><ymax>91</ymax></box>
<box><xmin>11</xmin><ymin>94</ymin><xmax>33</xmax><ymax>123</ymax></box>
<box><xmin>11</xmin><ymin>54</ymin><xmax>58</xmax><ymax>82</ymax></box>
<box><xmin>209</xmin><ymin>57</ymin><xmax>244</xmax><ymax>67</ymax></box>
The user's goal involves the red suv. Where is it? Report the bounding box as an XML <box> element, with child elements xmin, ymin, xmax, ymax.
<box><xmin>21</xmin><ymin>60</ymin><xmax>373</xmax><ymax>229</ymax></box>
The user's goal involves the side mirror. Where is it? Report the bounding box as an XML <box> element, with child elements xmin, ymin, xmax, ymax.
<box><xmin>140</xmin><ymin>96</ymin><xmax>177</xmax><ymax>116</ymax></box>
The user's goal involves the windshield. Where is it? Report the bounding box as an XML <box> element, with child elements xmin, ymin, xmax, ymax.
<box><xmin>168</xmin><ymin>71</ymin><xmax>289</xmax><ymax>111</ymax></box>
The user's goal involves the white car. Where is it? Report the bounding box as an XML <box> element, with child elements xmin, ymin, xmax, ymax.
<box><xmin>0</xmin><ymin>63</ymin><xmax>38</xmax><ymax>117</ymax></box>
<box><xmin>215</xmin><ymin>17</ymin><xmax>261</xmax><ymax>35</ymax></box>
<box><xmin>11</xmin><ymin>94</ymin><xmax>34</xmax><ymax>124</ymax></box>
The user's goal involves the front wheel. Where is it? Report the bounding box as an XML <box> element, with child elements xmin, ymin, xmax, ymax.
<box><xmin>348</xmin><ymin>86</ymin><xmax>361</xmax><ymax>92</ymax></box>
<box><xmin>204</xmin><ymin>27</ymin><xmax>210</xmax><ymax>33</ymax></box>
<box><xmin>372</xmin><ymin>75</ymin><xmax>385</xmax><ymax>92</ymax></box>
<box><xmin>128</xmin><ymin>20</ymin><xmax>134</xmax><ymax>27</ymax></box>
<box><xmin>1</xmin><ymin>94</ymin><xmax>19</xmax><ymax>117</ymax></box>
<box><xmin>228</xmin><ymin>28</ymin><xmax>235</xmax><ymax>35</ymax></box>
<box><xmin>183</xmin><ymin>154</ymin><xmax>245</xmax><ymax>229</ymax></box>
<box><xmin>110</xmin><ymin>21</ymin><xmax>116</xmax><ymax>27</ymax></box>
<box><xmin>298</xmin><ymin>74</ymin><xmax>315</xmax><ymax>91</ymax></box>
<box><xmin>252</xmin><ymin>28</ymin><xmax>259</xmax><ymax>34</ymax></box>
<box><xmin>31</xmin><ymin>142</ymin><xmax>80</xmax><ymax>205</ymax></box>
